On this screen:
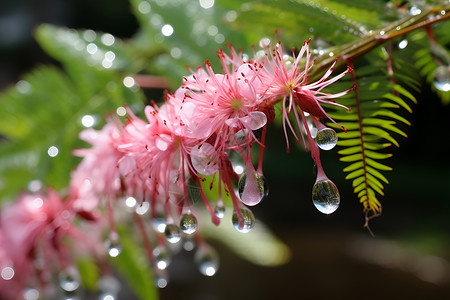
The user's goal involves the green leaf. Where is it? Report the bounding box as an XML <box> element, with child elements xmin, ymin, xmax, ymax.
<box><xmin>340</xmin><ymin>153</ymin><xmax>363</xmax><ymax>162</ymax></box>
<box><xmin>0</xmin><ymin>65</ymin><xmax>145</xmax><ymax>202</ymax></box>
<box><xmin>365</xmin><ymin>158</ymin><xmax>392</xmax><ymax>171</ymax></box>
<box><xmin>35</xmin><ymin>24</ymin><xmax>144</xmax><ymax>73</ymax></box>
<box><xmin>201</xmin><ymin>210</ymin><xmax>291</xmax><ymax>267</ymax></box>
<box><xmin>113</xmin><ymin>225</ymin><xmax>158</xmax><ymax>300</ymax></box>
<box><xmin>77</xmin><ymin>258</ymin><xmax>100</xmax><ymax>291</ymax></box>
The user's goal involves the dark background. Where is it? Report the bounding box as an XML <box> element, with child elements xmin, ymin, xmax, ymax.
<box><xmin>1</xmin><ymin>1</ymin><xmax>450</xmax><ymax>299</ymax></box>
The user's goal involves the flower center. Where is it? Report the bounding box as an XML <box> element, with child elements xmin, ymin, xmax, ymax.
<box><xmin>230</xmin><ymin>98</ymin><xmax>244</xmax><ymax>111</ymax></box>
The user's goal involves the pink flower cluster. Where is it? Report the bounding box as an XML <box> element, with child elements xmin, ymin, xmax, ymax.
<box><xmin>0</xmin><ymin>38</ymin><xmax>353</xmax><ymax>297</ymax></box>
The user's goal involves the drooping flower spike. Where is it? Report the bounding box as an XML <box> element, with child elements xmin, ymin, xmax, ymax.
<box><xmin>0</xmin><ymin>37</ymin><xmax>353</xmax><ymax>296</ymax></box>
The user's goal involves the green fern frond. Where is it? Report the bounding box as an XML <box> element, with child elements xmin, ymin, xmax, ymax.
<box><xmin>328</xmin><ymin>56</ymin><xmax>417</xmax><ymax>214</ymax></box>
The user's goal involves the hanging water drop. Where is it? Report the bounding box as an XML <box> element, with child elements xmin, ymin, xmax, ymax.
<box><xmin>232</xmin><ymin>206</ymin><xmax>255</xmax><ymax>233</ymax></box>
<box><xmin>151</xmin><ymin>211</ymin><xmax>167</xmax><ymax>233</ymax></box>
<box><xmin>106</xmin><ymin>235</ymin><xmax>122</xmax><ymax>258</ymax></box>
<box><xmin>315</xmin><ymin>127</ymin><xmax>338</xmax><ymax>150</ymax></box>
<box><xmin>214</xmin><ymin>205</ymin><xmax>226</xmax><ymax>218</ymax></box>
<box><xmin>59</xmin><ymin>267</ymin><xmax>80</xmax><ymax>292</ymax></box>
<box><xmin>238</xmin><ymin>171</ymin><xmax>269</xmax><ymax>206</ymax></box>
<box><xmin>164</xmin><ymin>223</ymin><xmax>182</xmax><ymax>243</ymax></box>
<box><xmin>312</xmin><ymin>179</ymin><xmax>340</xmax><ymax>214</ymax></box>
<box><xmin>153</xmin><ymin>246</ymin><xmax>171</xmax><ymax>270</ymax></box>
<box><xmin>179</xmin><ymin>213</ymin><xmax>198</xmax><ymax>234</ymax></box>
<box><xmin>432</xmin><ymin>66</ymin><xmax>450</xmax><ymax>92</ymax></box>
<box><xmin>154</xmin><ymin>269</ymin><xmax>169</xmax><ymax>288</ymax></box>
<box><xmin>98</xmin><ymin>275</ymin><xmax>121</xmax><ymax>299</ymax></box>
<box><xmin>195</xmin><ymin>245</ymin><xmax>219</xmax><ymax>276</ymax></box>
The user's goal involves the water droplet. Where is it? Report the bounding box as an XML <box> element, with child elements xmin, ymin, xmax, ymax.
<box><xmin>16</xmin><ymin>80</ymin><xmax>31</xmax><ymax>94</ymax></box>
<box><xmin>1</xmin><ymin>266</ymin><xmax>14</xmax><ymax>280</ymax></box>
<box><xmin>59</xmin><ymin>267</ymin><xmax>80</xmax><ymax>292</ymax></box>
<box><xmin>123</xmin><ymin>76</ymin><xmax>135</xmax><ymax>88</ymax></box>
<box><xmin>199</xmin><ymin>0</ymin><xmax>215</xmax><ymax>9</ymax></box>
<box><xmin>81</xmin><ymin>114</ymin><xmax>95</xmax><ymax>128</ymax></box>
<box><xmin>183</xmin><ymin>237</ymin><xmax>196</xmax><ymax>251</ymax></box>
<box><xmin>433</xmin><ymin>66</ymin><xmax>450</xmax><ymax>92</ymax></box>
<box><xmin>164</xmin><ymin>223</ymin><xmax>182</xmax><ymax>243</ymax></box>
<box><xmin>282</xmin><ymin>54</ymin><xmax>295</xmax><ymax>70</ymax></box>
<box><xmin>408</xmin><ymin>6</ymin><xmax>422</xmax><ymax>15</ymax></box>
<box><xmin>195</xmin><ymin>245</ymin><xmax>219</xmax><ymax>276</ymax></box>
<box><xmin>151</xmin><ymin>212</ymin><xmax>167</xmax><ymax>233</ymax></box>
<box><xmin>315</xmin><ymin>127</ymin><xmax>338</xmax><ymax>150</ymax></box>
<box><xmin>312</xmin><ymin>179</ymin><xmax>340</xmax><ymax>214</ymax></box>
<box><xmin>214</xmin><ymin>205</ymin><xmax>226</xmax><ymax>218</ymax></box>
<box><xmin>138</xmin><ymin>1</ymin><xmax>151</xmax><ymax>14</ymax></box>
<box><xmin>135</xmin><ymin>201</ymin><xmax>150</xmax><ymax>215</ymax></box>
<box><xmin>23</xmin><ymin>288</ymin><xmax>39</xmax><ymax>300</ymax></box>
<box><xmin>238</xmin><ymin>171</ymin><xmax>269</xmax><ymax>206</ymax></box>
<box><xmin>398</xmin><ymin>39</ymin><xmax>408</xmax><ymax>49</ymax></box>
<box><xmin>232</xmin><ymin>206</ymin><xmax>255</xmax><ymax>233</ymax></box>
<box><xmin>101</xmin><ymin>33</ymin><xmax>115</xmax><ymax>46</ymax></box>
<box><xmin>161</xmin><ymin>24</ymin><xmax>174</xmax><ymax>37</ymax></box>
<box><xmin>153</xmin><ymin>246</ymin><xmax>171</xmax><ymax>270</ymax></box>
<box><xmin>180</xmin><ymin>213</ymin><xmax>198</xmax><ymax>234</ymax></box>
<box><xmin>47</xmin><ymin>146</ymin><xmax>59</xmax><ymax>157</ymax></box>
<box><xmin>258</xmin><ymin>37</ymin><xmax>271</xmax><ymax>49</ymax></box>
<box><xmin>99</xmin><ymin>275</ymin><xmax>121</xmax><ymax>297</ymax></box>
<box><xmin>154</xmin><ymin>269</ymin><xmax>169</xmax><ymax>288</ymax></box>
<box><xmin>106</xmin><ymin>235</ymin><xmax>122</xmax><ymax>257</ymax></box>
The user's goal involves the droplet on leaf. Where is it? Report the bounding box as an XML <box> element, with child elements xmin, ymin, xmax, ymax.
<box><xmin>312</xmin><ymin>179</ymin><xmax>340</xmax><ymax>214</ymax></box>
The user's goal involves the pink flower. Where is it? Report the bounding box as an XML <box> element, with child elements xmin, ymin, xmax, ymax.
<box><xmin>70</xmin><ymin>121</ymin><xmax>124</xmax><ymax>211</ymax></box>
<box><xmin>0</xmin><ymin>189</ymin><xmax>84</xmax><ymax>299</ymax></box>
<box><xmin>261</xmin><ymin>40</ymin><xmax>353</xmax><ymax>152</ymax></box>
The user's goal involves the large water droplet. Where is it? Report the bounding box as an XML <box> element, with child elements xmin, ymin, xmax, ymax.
<box><xmin>433</xmin><ymin>66</ymin><xmax>450</xmax><ymax>92</ymax></box>
<box><xmin>214</xmin><ymin>205</ymin><xmax>226</xmax><ymax>218</ymax></box>
<box><xmin>195</xmin><ymin>245</ymin><xmax>219</xmax><ymax>276</ymax></box>
<box><xmin>153</xmin><ymin>246</ymin><xmax>171</xmax><ymax>270</ymax></box>
<box><xmin>315</xmin><ymin>127</ymin><xmax>338</xmax><ymax>150</ymax></box>
<box><xmin>59</xmin><ymin>267</ymin><xmax>80</xmax><ymax>292</ymax></box>
<box><xmin>179</xmin><ymin>213</ymin><xmax>198</xmax><ymax>234</ymax></box>
<box><xmin>164</xmin><ymin>223</ymin><xmax>182</xmax><ymax>243</ymax></box>
<box><xmin>238</xmin><ymin>171</ymin><xmax>269</xmax><ymax>206</ymax></box>
<box><xmin>232</xmin><ymin>206</ymin><xmax>255</xmax><ymax>233</ymax></box>
<box><xmin>312</xmin><ymin>179</ymin><xmax>340</xmax><ymax>214</ymax></box>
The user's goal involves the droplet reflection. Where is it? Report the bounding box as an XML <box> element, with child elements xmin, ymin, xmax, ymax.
<box><xmin>312</xmin><ymin>179</ymin><xmax>340</xmax><ymax>214</ymax></box>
